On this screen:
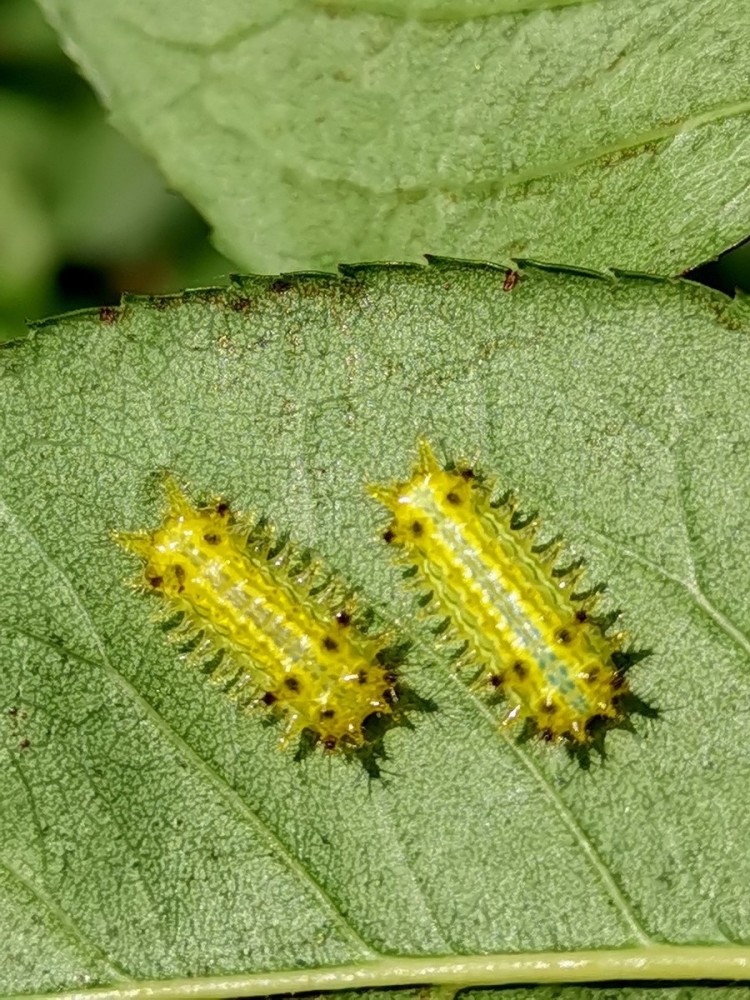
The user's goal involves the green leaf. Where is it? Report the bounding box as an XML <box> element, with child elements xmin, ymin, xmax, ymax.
<box><xmin>35</xmin><ymin>0</ymin><xmax>750</xmax><ymax>275</ymax></box>
<box><xmin>1</xmin><ymin>261</ymin><xmax>750</xmax><ymax>999</ymax></box>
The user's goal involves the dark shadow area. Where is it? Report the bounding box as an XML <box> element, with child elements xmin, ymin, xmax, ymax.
<box><xmin>685</xmin><ymin>236</ymin><xmax>750</xmax><ymax>296</ymax></box>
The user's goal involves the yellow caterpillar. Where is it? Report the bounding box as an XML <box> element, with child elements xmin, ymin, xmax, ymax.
<box><xmin>370</xmin><ymin>440</ymin><xmax>641</xmax><ymax>750</ymax></box>
<box><xmin>115</xmin><ymin>478</ymin><xmax>398</xmax><ymax>754</ymax></box>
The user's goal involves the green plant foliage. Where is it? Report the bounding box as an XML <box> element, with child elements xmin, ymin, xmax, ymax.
<box><xmin>34</xmin><ymin>0</ymin><xmax>750</xmax><ymax>274</ymax></box>
<box><xmin>1</xmin><ymin>261</ymin><xmax>749</xmax><ymax>997</ymax></box>
<box><xmin>0</xmin><ymin>0</ymin><xmax>231</xmax><ymax>342</ymax></box>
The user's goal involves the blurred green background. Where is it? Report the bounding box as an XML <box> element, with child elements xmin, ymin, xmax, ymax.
<box><xmin>1</xmin><ymin>0</ymin><xmax>748</xmax><ymax>344</ymax></box>
<box><xmin>0</xmin><ymin>0</ymin><xmax>231</xmax><ymax>343</ymax></box>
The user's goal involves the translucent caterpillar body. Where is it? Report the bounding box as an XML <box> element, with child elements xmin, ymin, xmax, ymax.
<box><xmin>116</xmin><ymin>479</ymin><xmax>397</xmax><ymax>752</ymax></box>
<box><xmin>370</xmin><ymin>441</ymin><xmax>630</xmax><ymax>746</ymax></box>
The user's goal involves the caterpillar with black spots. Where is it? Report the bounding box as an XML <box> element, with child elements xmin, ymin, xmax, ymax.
<box><xmin>370</xmin><ymin>439</ymin><xmax>652</xmax><ymax>755</ymax></box>
<box><xmin>115</xmin><ymin>477</ymin><xmax>400</xmax><ymax>755</ymax></box>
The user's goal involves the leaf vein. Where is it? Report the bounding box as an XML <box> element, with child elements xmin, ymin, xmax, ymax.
<box><xmin>0</xmin><ymin>853</ymin><xmax>128</xmax><ymax>980</ymax></box>
<box><xmin>0</xmin><ymin>496</ymin><xmax>379</xmax><ymax>961</ymax></box>
<box><xmin>446</xmin><ymin>672</ymin><xmax>654</xmax><ymax>945</ymax></box>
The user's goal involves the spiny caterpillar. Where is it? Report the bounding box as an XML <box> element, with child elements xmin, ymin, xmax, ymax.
<box><xmin>115</xmin><ymin>478</ymin><xmax>399</xmax><ymax>754</ymax></box>
<box><xmin>370</xmin><ymin>440</ymin><xmax>650</xmax><ymax>755</ymax></box>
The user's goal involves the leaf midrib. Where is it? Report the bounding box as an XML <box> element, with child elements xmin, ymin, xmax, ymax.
<box><xmin>9</xmin><ymin>945</ymin><xmax>750</xmax><ymax>1000</ymax></box>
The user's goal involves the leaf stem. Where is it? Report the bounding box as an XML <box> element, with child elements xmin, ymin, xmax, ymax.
<box><xmin>11</xmin><ymin>946</ymin><xmax>750</xmax><ymax>1000</ymax></box>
